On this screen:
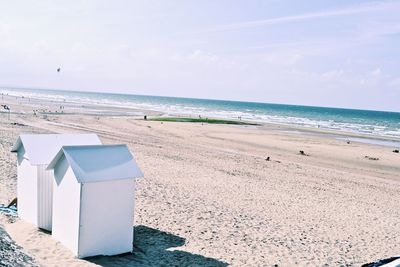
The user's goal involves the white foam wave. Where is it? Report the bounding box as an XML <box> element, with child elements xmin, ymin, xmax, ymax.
<box><xmin>2</xmin><ymin>88</ymin><xmax>400</xmax><ymax>139</ymax></box>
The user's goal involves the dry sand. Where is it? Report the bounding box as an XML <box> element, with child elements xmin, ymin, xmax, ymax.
<box><xmin>0</xmin><ymin>95</ymin><xmax>399</xmax><ymax>266</ymax></box>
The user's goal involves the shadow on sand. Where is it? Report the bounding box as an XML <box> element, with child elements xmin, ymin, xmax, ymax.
<box><xmin>86</xmin><ymin>225</ymin><xmax>228</xmax><ymax>267</ymax></box>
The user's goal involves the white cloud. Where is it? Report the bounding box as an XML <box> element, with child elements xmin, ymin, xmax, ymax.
<box><xmin>370</xmin><ymin>68</ymin><xmax>381</xmax><ymax>77</ymax></box>
<box><xmin>197</xmin><ymin>1</ymin><xmax>395</xmax><ymax>33</ymax></box>
<box><xmin>0</xmin><ymin>23</ymin><xmax>11</xmax><ymax>37</ymax></box>
<box><xmin>321</xmin><ymin>70</ymin><xmax>345</xmax><ymax>81</ymax></box>
<box><xmin>187</xmin><ymin>50</ymin><xmax>218</xmax><ymax>64</ymax></box>
<box><xmin>388</xmin><ymin>77</ymin><xmax>400</xmax><ymax>87</ymax></box>
<box><xmin>0</xmin><ymin>1</ymin><xmax>399</xmax><ymax>111</ymax></box>
<box><xmin>261</xmin><ymin>52</ymin><xmax>303</xmax><ymax>66</ymax></box>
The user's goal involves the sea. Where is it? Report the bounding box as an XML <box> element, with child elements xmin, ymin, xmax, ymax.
<box><xmin>1</xmin><ymin>88</ymin><xmax>400</xmax><ymax>144</ymax></box>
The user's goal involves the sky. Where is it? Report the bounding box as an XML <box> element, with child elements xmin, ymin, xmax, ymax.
<box><xmin>1</xmin><ymin>0</ymin><xmax>400</xmax><ymax>111</ymax></box>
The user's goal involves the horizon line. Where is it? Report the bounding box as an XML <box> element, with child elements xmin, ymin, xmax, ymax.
<box><xmin>1</xmin><ymin>85</ymin><xmax>399</xmax><ymax>114</ymax></box>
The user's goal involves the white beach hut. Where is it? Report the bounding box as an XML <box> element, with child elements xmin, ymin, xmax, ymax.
<box><xmin>11</xmin><ymin>134</ymin><xmax>102</xmax><ymax>231</ymax></box>
<box><xmin>47</xmin><ymin>144</ymin><xmax>143</xmax><ymax>258</ymax></box>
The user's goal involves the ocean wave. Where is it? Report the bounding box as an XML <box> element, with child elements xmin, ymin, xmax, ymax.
<box><xmin>2</xmin><ymin>88</ymin><xmax>400</xmax><ymax>140</ymax></box>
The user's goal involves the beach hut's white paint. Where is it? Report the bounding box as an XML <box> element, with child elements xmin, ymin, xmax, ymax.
<box><xmin>47</xmin><ymin>144</ymin><xmax>143</xmax><ymax>258</ymax></box>
<box><xmin>11</xmin><ymin>134</ymin><xmax>102</xmax><ymax>231</ymax></box>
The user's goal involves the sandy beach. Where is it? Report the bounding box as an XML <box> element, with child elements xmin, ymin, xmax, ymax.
<box><xmin>0</xmin><ymin>95</ymin><xmax>399</xmax><ymax>266</ymax></box>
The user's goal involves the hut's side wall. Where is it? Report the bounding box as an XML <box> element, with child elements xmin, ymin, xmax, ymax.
<box><xmin>78</xmin><ymin>179</ymin><xmax>135</xmax><ymax>258</ymax></box>
<box><xmin>17</xmin><ymin>147</ymin><xmax>38</xmax><ymax>225</ymax></box>
<box><xmin>52</xmin><ymin>158</ymin><xmax>81</xmax><ymax>256</ymax></box>
<box><xmin>37</xmin><ymin>165</ymin><xmax>54</xmax><ymax>231</ymax></box>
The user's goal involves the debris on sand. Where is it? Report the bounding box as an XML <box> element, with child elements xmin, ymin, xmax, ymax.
<box><xmin>0</xmin><ymin>204</ymin><xmax>17</xmax><ymax>217</ymax></box>
<box><xmin>265</xmin><ymin>157</ymin><xmax>281</xmax><ymax>163</ymax></box>
<box><xmin>10</xmin><ymin>122</ymin><xmax>26</xmax><ymax>127</ymax></box>
<box><xmin>365</xmin><ymin>156</ymin><xmax>379</xmax><ymax>161</ymax></box>
<box><xmin>299</xmin><ymin>150</ymin><xmax>309</xmax><ymax>156</ymax></box>
<box><xmin>393</xmin><ymin>149</ymin><xmax>399</xmax><ymax>153</ymax></box>
<box><xmin>7</xmin><ymin>197</ymin><xmax>17</xmax><ymax>208</ymax></box>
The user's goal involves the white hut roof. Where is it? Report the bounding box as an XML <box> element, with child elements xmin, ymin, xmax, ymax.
<box><xmin>47</xmin><ymin>144</ymin><xmax>143</xmax><ymax>183</ymax></box>
<box><xmin>11</xmin><ymin>134</ymin><xmax>102</xmax><ymax>165</ymax></box>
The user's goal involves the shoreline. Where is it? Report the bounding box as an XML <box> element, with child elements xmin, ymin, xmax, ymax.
<box><xmin>279</xmin><ymin>127</ymin><xmax>400</xmax><ymax>148</ymax></box>
<box><xmin>1</xmin><ymin>93</ymin><xmax>400</xmax><ymax>150</ymax></box>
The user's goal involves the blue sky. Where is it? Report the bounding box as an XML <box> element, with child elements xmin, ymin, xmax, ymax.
<box><xmin>1</xmin><ymin>1</ymin><xmax>400</xmax><ymax>111</ymax></box>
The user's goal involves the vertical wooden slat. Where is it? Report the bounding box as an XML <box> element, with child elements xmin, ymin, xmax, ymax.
<box><xmin>37</xmin><ymin>165</ymin><xmax>53</xmax><ymax>231</ymax></box>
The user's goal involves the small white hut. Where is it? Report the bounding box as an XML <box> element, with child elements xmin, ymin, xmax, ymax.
<box><xmin>47</xmin><ymin>144</ymin><xmax>143</xmax><ymax>258</ymax></box>
<box><xmin>11</xmin><ymin>134</ymin><xmax>102</xmax><ymax>231</ymax></box>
